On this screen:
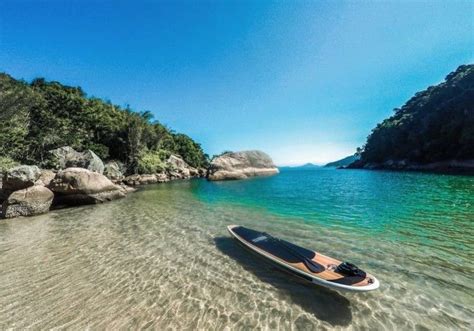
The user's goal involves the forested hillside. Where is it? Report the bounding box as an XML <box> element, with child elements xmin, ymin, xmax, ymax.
<box><xmin>0</xmin><ymin>73</ymin><xmax>209</xmax><ymax>173</ymax></box>
<box><xmin>351</xmin><ymin>64</ymin><xmax>474</xmax><ymax>170</ymax></box>
<box><xmin>324</xmin><ymin>155</ymin><xmax>359</xmax><ymax>168</ymax></box>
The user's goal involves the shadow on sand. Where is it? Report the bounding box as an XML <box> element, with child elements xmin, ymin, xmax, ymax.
<box><xmin>214</xmin><ymin>236</ymin><xmax>353</xmax><ymax>327</ymax></box>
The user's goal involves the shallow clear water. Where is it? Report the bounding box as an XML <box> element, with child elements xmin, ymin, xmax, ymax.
<box><xmin>0</xmin><ymin>168</ymin><xmax>473</xmax><ymax>330</ymax></box>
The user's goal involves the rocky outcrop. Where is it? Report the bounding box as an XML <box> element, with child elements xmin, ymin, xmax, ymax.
<box><xmin>166</xmin><ymin>155</ymin><xmax>193</xmax><ymax>179</ymax></box>
<box><xmin>124</xmin><ymin>174</ymin><xmax>159</xmax><ymax>186</ymax></box>
<box><xmin>104</xmin><ymin>161</ymin><xmax>125</xmax><ymax>182</ymax></box>
<box><xmin>122</xmin><ymin>155</ymin><xmax>202</xmax><ymax>186</ymax></box>
<box><xmin>0</xmin><ymin>152</ymin><xmax>206</xmax><ymax>219</ymax></box>
<box><xmin>48</xmin><ymin>146</ymin><xmax>105</xmax><ymax>174</ymax></box>
<box><xmin>49</xmin><ymin>168</ymin><xmax>125</xmax><ymax>205</ymax></box>
<box><xmin>2</xmin><ymin>165</ymin><xmax>41</xmax><ymax>192</ymax></box>
<box><xmin>207</xmin><ymin>150</ymin><xmax>279</xmax><ymax>181</ymax></box>
<box><xmin>36</xmin><ymin>169</ymin><xmax>56</xmax><ymax>187</ymax></box>
<box><xmin>124</xmin><ymin>172</ymin><xmax>173</xmax><ymax>186</ymax></box>
<box><xmin>2</xmin><ymin>185</ymin><xmax>54</xmax><ymax>218</ymax></box>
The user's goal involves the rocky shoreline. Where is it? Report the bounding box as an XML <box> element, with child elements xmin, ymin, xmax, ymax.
<box><xmin>344</xmin><ymin>159</ymin><xmax>474</xmax><ymax>175</ymax></box>
<box><xmin>1</xmin><ymin>148</ymin><xmax>279</xmax><ymax>219</ymax></box>
<box><xmin>0</xmin><ymin>146</ymin><xmax>207</xmax><ymax>219</ymax></box>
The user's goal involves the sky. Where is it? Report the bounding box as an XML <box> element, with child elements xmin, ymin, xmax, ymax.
<box><xmin>0</xmin><ymin>1</ymin><xmax>473</xmax><ymax>166</ymax></box>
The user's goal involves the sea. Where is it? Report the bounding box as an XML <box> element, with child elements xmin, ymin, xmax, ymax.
<box><xmin>0</xmin><ymin>168</ymin><xmax>472</xmax><ymax>330</ymax></box>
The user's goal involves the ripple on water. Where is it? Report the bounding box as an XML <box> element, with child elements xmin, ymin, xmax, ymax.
<box><xmin>1</xmin><ymin>171</ymin><xmax>473</xmax><ymax>330</ymax></box>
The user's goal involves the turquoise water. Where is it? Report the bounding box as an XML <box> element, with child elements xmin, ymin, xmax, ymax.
<box><xmin>0</xmin><ymin>168</ymin><xmax>473</xmax><ymax>329</ymax></box>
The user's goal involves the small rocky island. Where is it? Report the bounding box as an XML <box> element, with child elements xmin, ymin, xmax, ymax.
<box><xmin>207</xmin><ymin>150</ymin><xmax>279</xmax><ymax>180</ymax></box>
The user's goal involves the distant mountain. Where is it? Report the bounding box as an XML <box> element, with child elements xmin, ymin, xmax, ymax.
<box><xmin>279</xmin><ymin>163</ymin><xmax>320</xmax><ymax>170</ymax></box>
<box><xmin>300</xmin><ymin>163</ymin><xmax>320</xmax><ymax>168</ymax></box>
<box><xmin>324</xmin><ymin>155</ymin><xmax>359</xmax><ymax>168</ymax></box>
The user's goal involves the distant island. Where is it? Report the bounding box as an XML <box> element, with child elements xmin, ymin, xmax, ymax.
<box><xmin>300</xmin><ymin>163</ymin><xmax>320</xmax><ymax>168</ymax></box>
<box><xmin>324</xmin><ymin>155</ymin><xmax>359</xmax><ymax>168</ymax></box>
<box><xmin>279</xmin><ymin>163</ymin><xmax>320</xmax><ymax>170</ymax></box>
<box><xmin>348</xmin><ymin>64</ymin><xmax>474</xmax><ymax>174</ymax></box>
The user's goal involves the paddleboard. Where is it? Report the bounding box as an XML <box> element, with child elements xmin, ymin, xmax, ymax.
<box><xmin>227</xmin><ymin>225</ymin><xmax>379</xmax><ymax>292</ymax></box>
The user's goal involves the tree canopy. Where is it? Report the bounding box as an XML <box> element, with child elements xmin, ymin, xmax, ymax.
<box><xmin>355</xmin><ymin>64</ymin><xmax>474</xmax><ymax>166</ymax></box>
<box><xmin>0</xmin><ymin>73</ymin><xmax>209</xmax><ymax>173</ymax></box>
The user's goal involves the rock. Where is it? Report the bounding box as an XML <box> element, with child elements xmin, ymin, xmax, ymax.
<box><xmin>49</xmin><ymin>167</ymin><xmax>125</xmax><ymax>205</ymax></box>
<box><xmin>138</xmin><ymin>174</ymin><xmax>158</xmax><ymax>184</ymax></box>
<box><xmin>123</xmin><ymin>174</ymin><xmax>141</xmax><ymax>186</ymax></box>
<box><xmin>208</xmin><ymin>150</ymin><xmax>279</xmax><ymax>181</ymax></box>
<box><xmin>125</xmin><ymin>173</ymin><xmax>172</xmax><ymax>185</ymax></box>
<box><xmin>166</xmin><ymin>155</ymin><xmax>192</xmax><ymax>179</ymax></box>
<box><xmin>123</xmin><ymin>174</ymin><xmax>163</xmax><ymax>186</ymax></box>
<box><xmin>156</xmin><ymin>173</ymin><xmax>170</xmax><ymax>183</ymax></box>
<box><xmin>198</xmin><ymin>168</ymin><xmax>207</xmax><ymax>177</ymax></box>
<box><xmin>2</xmin><ymin>185</ymin><xmax>54</xmax><ymax>218</ymax></box>
<box><xmin>104</xmin><ymin>161</ymin><xmax>125</xmax><ymax>182</ymax></box>
<box><xmin>2</xmin><ymin>165</ymin><xmax>41</xmax><ymax>191</ymax></box>
<box><xmin>36</xmin><ymin>169</ymin><xmax>56</xmax><ymax>187</ymax></box>
<box><xmin>188</xmin><ymin>167</ymin><xmax>199</xmax><ymax>177</ymax></box>
<box><xmin>48</xmin><ymin>146</ymin><xmax>105</xmax><ymax>174</ymax></box>
<box><xmin>167</xmin><ymin>155</ymin><xmax>187</xmax><ymax>169</ymax></box>
<box><xmin>119</xmin><ymin>183</ymin><xmax>136</xmax><ymax>194</ymax></box>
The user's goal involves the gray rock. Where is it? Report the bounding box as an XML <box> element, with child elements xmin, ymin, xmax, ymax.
<box><xmin>208</xmin><ymin>150</ymin><xmax>279</xmax><ymax>181</ymax></box>
<box><xmin>119</xmin><ymin>183</ymin><xmax>136</xmax><ymax>194</ymax></box>
<box><xmin>36</xmin><ymin>169</ymin><xmax>56</xmax><ymax>187</ymax></box>
<box><xmin>123</xmin><ymin>174</ymin><xmax>161</xmax><ymax>186</ymax></box>
<box><xmin>156</xmin><ymin>173</ymin><xmax>170</xmax><ymax>183</ymax></box>
<box><xmin>104</xmin><ymin>161</ymin><xmax>125</xmax><ymax>182</ymax></box>
<box><xmin>48</xmin><ymin>146</ymin><xmax>104</xmax><ymax>174</ymax></box>
<box><xmin>166</xmin><ymin>155</ymin><xmax>191</xmax><ymax>179</ymax></box>
<box><xmin>2</xmin><ymin>185</ymin><xmax>54</xmax><ymax>218</ymax></box>
<box><xmin>2</xmin><ymin>165</ymin><xmax>41</xmax><ymax>191</ymax></box>
<box><xmin>49</xmin><ymin>168</ymin><xmax>125</xmax><ymax>205</ymax></box>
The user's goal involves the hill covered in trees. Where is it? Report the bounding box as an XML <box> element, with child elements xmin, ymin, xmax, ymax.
<box><xmin>324</xmin><ymin>155</ymin><xmax>359</xmax><ymax>168</ymax></box>
<box><xmin>0</xmin><ymin>73</ymin><xmax>209</xmax><ymax>174</ymax></box>
<box><xmin>349</xmin><ymin>64</ymin><xmax>474</xmax><ymax>172</ymax></box>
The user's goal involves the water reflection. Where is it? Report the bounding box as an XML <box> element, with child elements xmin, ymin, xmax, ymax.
<box><xmin>214</xmin><ymin>237</ymin><xmax>352</xmax><ymax>327</ymax></box>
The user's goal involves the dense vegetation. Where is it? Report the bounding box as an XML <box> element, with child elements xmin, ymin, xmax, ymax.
<box><xmin>355</xmin><ymin>65</ymin><xmax>474</xmax><ymax>166</ymax></box>
<box><xmin>0</xmin><ymin>73</ymin><xmax>209</xmax><ymax>174</ymax></box>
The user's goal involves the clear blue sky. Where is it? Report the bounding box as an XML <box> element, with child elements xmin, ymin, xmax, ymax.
<box><xmin>1</xmin><ymin>1</ymin><xmax>472</xmax><ymax>165</ymax></box>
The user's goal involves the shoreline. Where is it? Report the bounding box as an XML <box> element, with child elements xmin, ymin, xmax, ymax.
<box><xmin>343</xmin><ymin>159</ymin><xmax>474</xmax><ymax>176</ymax></box>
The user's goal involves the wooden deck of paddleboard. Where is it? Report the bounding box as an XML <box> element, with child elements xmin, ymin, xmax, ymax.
<box><xmin>228</xmin><ymin>225</ymin><xmax>377</xmax><ymax>289</ymax></box>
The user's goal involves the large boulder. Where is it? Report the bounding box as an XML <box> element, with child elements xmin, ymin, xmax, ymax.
<box><xmin>2</xmin><ymin>165</ymin><xmax>41</xmax><ymax>191</ymax></box>
<box><xmin>49</xmin><ymin>168</ymin><xmax>125</xmax><ymax>205</ymax></box>
<box><xmin>2</xmin><ymin>185</ymin><xmax>54</xmax><ymax>218</ymax></box>
<box><xmin>48</xmin><ymin>146</ymin><xmax>105</xmax><ymax>174</ymax></box>
<box><xmin>207</xmin><ymin>150</ymin><xmax>279</xmax><ymax>181</ymax></box>
<box><xmin>166</xmin><ymin>155</ymin><xmax>191</xmax><ymax>179</ymax></box>
<box><xmin>104</xmin><ymin>161</ymin><xmax>125</xmax><ymax>182</ymax></box>
<box><xmin>36</xmin><ymin>169</ymin><xmax>56</xmax><ymax>187</ymax></box>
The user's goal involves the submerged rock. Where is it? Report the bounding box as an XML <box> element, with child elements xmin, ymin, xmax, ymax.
<box><xmin>119</xmin><ymin>183</ymin><xmax>136</xmax><ymax>194</ymax></box>
<box><xmin>2</xmin><ymin>165</ymin><xmax>41</xmax><ymax>191</ymax></box>
<box><xmin>207</xmin><ymin>150</ymin><xmax>279</xmax><ymax>181</ymax></box>
<box><xmin>48</xmin><ymin>146</ymin><xmax>105</xmax><ymax>174</ymax></box>
<box><xmin>49</xmin><ymin>167</ymin><xmax>125</xmax><ymax>205</ymax></box>
<box><xmin>2</xmin><ymin>185</ymin><xmax>54</xmax><ymax>218</ymax></box>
